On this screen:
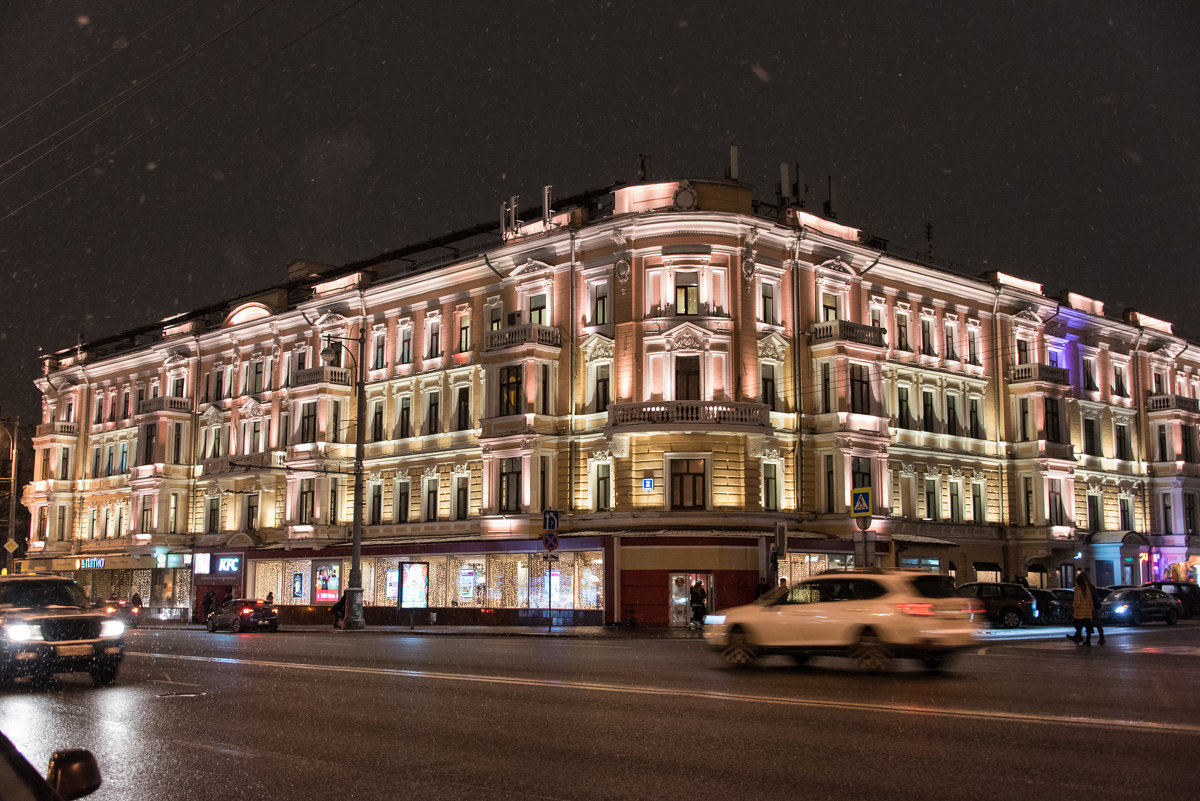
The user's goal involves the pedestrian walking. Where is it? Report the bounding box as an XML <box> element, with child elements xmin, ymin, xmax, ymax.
<box><xmin>1091</xmin><ymin>581</ymin><xmax>1106</xmax><ymax>645</ymax></box>
<box><xmin>201</xmin><ymin>591</ymin><xmax>214</xmax><ymax>621</ymax></box>
<box><xmin>753</xmin><ymin>577</ymin><xmax>769</xmax><ymax>600</ymax></box>
<box><xmin>1068</xmin><ymin>572</ymin><xmax>1095</xmax><ymax>646</ymax></box>
<box><xmin>129</xmin><ymin>592</ymin><xmax>142</xmax><ymax>608</ymax></box>
<box><xmin>331</xmin><ymin>592</ymin><xmax>347</xmax><ymax>629</ymax></box>
<box><xmin>689</xmin><ymin>580</ymin><xmax>707</xmax><ymax>628</ymax></box>
<box><xmin>265</xmin><ymin>591</ymin><xmax>274</xmax><ymax>605</ymax></box>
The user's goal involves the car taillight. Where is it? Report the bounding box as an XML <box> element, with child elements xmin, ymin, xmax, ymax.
<box><xmin>130</xmin><ymin>607</ymin><xmax>139</xmax><ymax>615</ymax></box>
<box><xmin>240</xmin><ymin>607</ymin><xmax>254</xmax><ymax>615</ymax></box>
<box><xmin>105</xmin><ymin>606</ymin><xmax>116</xmax><ymax>614</ymax></box>
<box><xmin>898</xmin><ymin>603</ymin><xmax>935</xmax><ymax>616</ymax></box>
<box><xmin>963</xmin><ymin>601</ymin><xmax>985</xmax><ymax>615</ymax></box>
<box><xmin>271</xmin><ymin>607</ymin><xmax>279</xmax><ymax>614</ymax></box>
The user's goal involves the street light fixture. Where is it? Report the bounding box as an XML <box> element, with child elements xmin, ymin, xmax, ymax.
<box><xmin>320</xmin><ymin>330</ymin><xmax>367</xmax><ymax>630</ymax></box>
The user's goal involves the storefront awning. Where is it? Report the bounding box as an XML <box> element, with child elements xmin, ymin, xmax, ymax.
<box><xmin>972</xmin><ymin>561</ymin><xmax>1003</xmax><ymax>572</ymax></box>
<box><xmin>890</xmin><ymin>533</ymin><xmax>957</xmax><ymax>546</ymax></box>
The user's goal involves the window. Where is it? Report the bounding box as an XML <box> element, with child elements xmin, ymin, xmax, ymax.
<box><xmin>298</xmin><ymin>479</ymin><xmax>314</xmax><ymax>525</ymax></box>
<box><xmin>763</xmin><ymin>462</ymin><xmax>778</xmax><ymax>512</ymax></box>
<box><xmin>1158</xmin><ymin>425</ymin><xmax>1169</xmax><ymax>461</ymax></box>
<box><xmin>1162</xmin><ymin>494</ymin><xmax>1174</xmax><ymax>535</ymax></box>
<box><xmin>593</xmin><ymin>283</ymin><xmax>609</xmax><ymax>325</ymax></box>
<box><xmin>676</xmin><ymin>274</ymin><xmax>699</xmax><ymax>315</ymax></box>
<box><xmin>922</xmin><ymin>390</ymin><xmax>936</xmax><ymax>434</ymax></box>
<box><xmin>540</xmin><ymin>364</ymin><xmax>550</xmax><ymax>415</ymax></box>
<box><xmin>1115</xmin><ymin>423</ymin><xmax>1131</xmax><ymax>460</ymax></box>
<box><xmin>140</xmin><ymin>496</ymin><xmax>153</xmax><ymax>534</ymax></box>
<box><xmin>1048</xmin><ymin>479</ymin><xmax>1065</xmax><ymax>526</ymax></box>
<box><xmin>1087</xmin><ymin>494</ymin><xmax>1102</xmax><ymax>532</ymax></box>
<box><xmin>142</xmin><ymin>425</ymin><xmax>156</xmax><ymax>464</ymax></box>
<box><xmin>821</xmin><ymin>293</ymin><xmax>838</xmax><ymax>322</ymax></box>
<box><xmin>499</xmin><ymin>458</ymin><xmax>521</xmax><ymax>513</ymax></box>
<box><xmin>246</xmin><ymin>494</ymin><xmax>259</xmax><ymax>532</ymax></box>
<box><xmin>895</xmin><ymin>313</ymin><xmax>910</xmax><ymax>351</ymax></box>
<box><xmin>92</xmin><ymin>447</ymin><xmax>100</xmax><ymax>478</ymax></box>
<box><xmin>761</xmin><ymin>281</ymin><xmax>776</xmax><ymax>325</ymax></box>
<box><xmin>373</xmin><ymin>334</ymin><xmax>386</xmax><ymax>369</ymax></box>
<box><xmin>1016</xmin><ymin>339</ymin><xmax>1030</xmax><ymax>365</ymax></box>
<box><xmin>328</xmin><ymin>479</ymin><xmax>339</xmax><ymax>526</ymax></box>
<box><xmin>300</xmin><ymin>403</ymin><xmax>317</xmax><ymax>443</ymax></box>
<box><xmin>1119</xmin><ymin>496</ymin><xmax>1134</xmax><ymax>530</ymax></box>
<box><xmin>1018</xmin><ymin>398</ymin><xmax>1031</xmax><ymax>441</ymax></box>
<box><xmin>946</xmin><ymin>395</ymin><xmax>960</xmax><ymax>437</ymax></box>
<box><xmin>924</xmin><ymin>478</ymin><xmax>939</xmax><ymax>521</ymax></box>
<box><xmin>1154</xmin><ymin>372</ymin><xmax>1166</xmax><ymax>395</ymax></box>
<box><xmin>824</xmin><ymin>455</ymin><xmax>835</xmax><ymax>512</ymax></box>
<box><xmin>395</xmin><ymin>481</ymin><xmax>410</xmax><ymax>523</ymax></box>
<box><xmin>249</xmin><ymin>361</ymin><xmax>263</xmax><ymax>394</ymax></box>
<box><xmin>971</xmin><ymin>482</ymin><xmax>985</xmax><ymax>523</ymax></box>
<box><xmin>897</xmin><ymin>387</ymin><xmax>911</xmax><ymax>429</ymax></box>
<box><xmin>458</xmin><ymin>316</ymin><xmax>471</xmax><ymax>353</ymax></box>
<box><xmin>455</xmin><ymin>387</ymin><xmax>471</xmax><ymax>431</ymax></box>
<box><xmin>1023</xmin><ymin>477</ymin><xmax>1034</xmax><ymax>525</ymax></box>
<box><xmin>821</xmin><ymin>363</ymin><xmax>832</xmax><ymax>414</ymax></box>
<box><xmin>400</xmin><ymin>329</ymin><xmax>412</xmax><ymax>364</ymax></box>
<box><xmin>761</xmin><ymin>364</ymin><xmax>776</xmax><ymax>412</ymax></box>
<box><xmin>280</xmin><ymin>412</ymin><xmax>289</xmax><ymax>448</ymax></box>
<box><xmin>968</xmin><ymin>329</ymin><xmax>980</xmax><ymax>365</ymax></box>
<box><xmin>920</xmin><ymin>318</ymin><xmax>936</xmax><ymax>356</ymax></box>
<box><xmin>670</xmin><ymin>458</ymin><xmax>706</xmax><ymax>510</ymax></box>
<box><xmin>427</xmin><ymin>321</ymin><xmax>441</xmax><ymax>359</ymax></box>
<box><xmin>1083</xmin><ymin>418</ymin><xmax>1100</xmax><ymax>456</ymax></box>
<box><xmin>949</xmin><ymin>482</ymin><xmax>963</xmax><ymax>523</ymax></box>
<box><xmin>1046</xmin><ymin>400</ymin><xmax>1065</xmax><ymax>443</ymax></box>
<box><xmin>1083</xmin><ymin>358</ymin><xmax>1098</xmax><ymax>391</ymax></box>
<box><xmin>105</xmin><ymin>447</ymin><xmax>114</xmax><ymax>477</ymax></box>
<box><xmin>372</xmin><ymin>401</ymin><xmax>384</xmax><ymax>442</ymax></box>
<box><xmin>1184</xmin><ymin>425</ymin><xmax>1197</xmax><ymax>463</ymax></box>
<box><xmin>330</xmin><ymin>401</ymin><xmax>341</xmax><ymax>444</ymax></box>
<box><xmin>851</xmin><ymin>457</ymin><xmax>871</xmax><ymax>490</ymax></box>
<box><xmin>530</xmin><ymin>294</ymin><xmax>547</xmax><ymax>325</ymax></box>
<box><xmin>849</xmin><ymin>364</ymin><xmax>870</xmax><ymax>414</ymax></box>
<box><xmin>454</xmin><ymin>477</ymin><xmax>468</xmax><ymax>520</ymax></box>
<box><xmin>206</xmin><ymin>497</ymin><xmax>220</xmax><ymax>533</ymax></box>
<box><xmin>1185</xmin><ymin>493</ymin><xmax>1197</xmax><ymax>535</ymax></box>
<box><xmin>675</xmin><ymin>356</ymin><xmax>700</xmax><ymax>401</ymax></box>
<box><xmin>595</xmin><ymin>364</ymin><xmax>611</xmax><ymax>414</ymax></box>
<box><xmin>426</xmin><ymin>392</ymin><xmax>439</xmax><ymax>435</ymax></box>
<box><xmin>499</xmin><ymin>366</ymin><xmax>522</xmax><ymax>416</ymax></box>
<box><xmin>490</xmin><ymin>306</ymin><xmax>502</xmax><ymax>331</ymax></box>
<box><xmin>58</xmin><ymin>448</ymin><xmax>70</xmax><ymax>480</ymax></box>
<box><xmin>120</xmin><ymin>392</ymin><xmax>129</xmax><ymax>418</ymax></box>
<box><xmin>399</xmin><ymin>397</ymin><xmax>412</xmax><ymax>439</ymax></box>
<box><xmin>94</xmin><ymin>396</ymin><xmax>103</xmax><ymax>423</ymax></box>
<box><xmin>944</xmin><ymin>325</ymin><xmax>958</xmax><ymax>361</ymax></box>
<box><xmin>596</xmin><ymin>463</ymin><xmax>611</xmax><ymax>512</ymax></box>
<box><xmin>968</xmin><ymin>398</ymin><xmax>983</xmax><ymax>439</ymax></box>
<box><xmin>370</xmin><ymin>484</ymin><xmax>383</xmax><ymax>525</ymax></box>
<box><xmin>1113</xmin><ymin>366</ymin><xmax>1127</xmax><ymax>397</ymax></box>
<box><xmin>173</xmin><ymin>422</ymin><xmax>184</xmax><ymax>463</ymax></box>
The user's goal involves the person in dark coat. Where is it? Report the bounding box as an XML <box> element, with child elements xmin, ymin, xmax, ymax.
<box><xmin>129</xmin><ymin>592</ymin><xmax>142</xmax><ymax>608</ymax></box>
<box><xmin>753</xmin><ymin>577</ymin><xmax>770</xmax><ymax>600</ymax></box>
<box><xmin>331</xmin><ymin>592</ymin><xmax>347</xmax><ymax>629</ymax></box>
<box><xmin>689</xmin><ymin>580</ymin><xmax>707</xmax><ymax>628</ymax></box>
<box><xmin>1091</xmin><ymin>581</ymin><xmax>1106</xmax><ymax>645</ymax></box>
<box><xmin>1068</xmin><ymin>572</ymin><xmax>1095</xmax><ymax>645</ymax></box>
<box><xmin>201</xmin><ymin>591</ymin><xmax>214</xmax><ymax>621</ymax></box>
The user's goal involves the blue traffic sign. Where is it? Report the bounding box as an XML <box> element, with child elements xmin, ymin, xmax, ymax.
<box><xmin>543</xmin><ymin>509</ymin><xmax>560</xmax><ymax>530</ymax></box>
<box><xmin>850</xmin><ymin>487</ymin><xmax>872</xmax><ymax>517</ymax></box>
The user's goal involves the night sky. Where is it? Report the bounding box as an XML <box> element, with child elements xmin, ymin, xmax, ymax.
<box><xmin>1</xmin><ymin>1</ymin><xmax>1197</xmax><ymax>421</ymax></box>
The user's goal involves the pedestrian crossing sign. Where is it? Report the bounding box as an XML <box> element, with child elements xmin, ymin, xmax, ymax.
<box><xmin>850</xmin><ymin>487</ymin><xmax>872</xmax><ymax>517</ymax></box>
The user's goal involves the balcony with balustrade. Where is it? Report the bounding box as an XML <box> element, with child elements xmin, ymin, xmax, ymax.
<box><xmin>137</xmin><ymin>396</ymin><xmax>194</xmax><ymax>415</ymax></box>
<box><xmin>1007</xmin><ymin>363</ymin><xmax>1071</xmax><ymax>386</ymax></box>
<box><xmin>34</xmin><ymin>420</ymin><xmax>79</xmax><ymax>438</ymax></box>
<box><xmin>291</xmin><ymin>366</ymin><xmax>353</xmax><ymax>388</ymax></box>
<box><xmin>484</xmin><ymin>324</ymin><xmax>561</xmax><ymax>351</ymax></box>
<box><xmin>808</xmin><ymin>320</ymin><xmax>886</xmax><ymax>348</ymax></box>
<box><xmin>1146</xmin><ymin>394</ymin><xmax>1200</xmax><ymax>417</ymax></box>
<box><xmin>607</xmin><ymin>400</ymin><xmax>771</xmax><ymax>432</ymax></box>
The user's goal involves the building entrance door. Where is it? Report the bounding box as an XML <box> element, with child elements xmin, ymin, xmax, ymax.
<box><xmin>668</xmin><ymin>572</ymin><xmax>713</xmax><ymax>627</ymax></box>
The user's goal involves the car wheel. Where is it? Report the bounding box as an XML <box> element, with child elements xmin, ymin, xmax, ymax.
<box><xmin>1166</xmin><ymin>608</ymin><xmax>1179</xmax><ymax>626</ymax></box>
<box><xmin>722</xmin><ymin>628</ymin><xmax>757</xmax><ymax>667</ymax></box>
<box><xmin>207</xmin><ymin>618</ymin><xmax>218</xmax><ymax>633</ymax></box>
<box><xmin>1129</xmin><ymin>610</ymin><xmax>1143</xmax><ymax>627</ymax></box>
<box><xmin>921</xmin><ymin>654</ymin><xmax>953</xmax><ymax>671</ymax></box>
<box><xmin>231</xmin><ymin>617</ymin><xmax>244</xmax><ymax>633</ymax></box>
<box><xmin>1000</xmin><ymin>609</ymin><xmax>1022</xmax><ymax>629</ymax></box>
<box><xmin>90</xmin><ymin>662</ymin><xmax>120</xmax><ymax>687</ymax></box>
<box><xmin>852</xmin><ymin>630</ymin><xmax>890</xmax><ymax>673</ymax></box>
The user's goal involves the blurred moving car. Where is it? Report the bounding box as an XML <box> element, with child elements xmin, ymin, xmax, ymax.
<box><xmin>703</xmin><ymin>569</ymin><xmax>979</xmax><ymax>672</ymax></box>
<box><xmin>956</xmin><ymin>582</ymin><xmax>1038</xmax><ymax>628</ymax></box>
<box><xmin>102</xmin><ymin>600</ymin><xmax>140</xmax><ymax>629</ymax></box>
<box><xmin>206</xmin><ymin>599</ymin><xmax>279</xmax><ymax>633</ymax></box>
<box><xmin>0</xmin><ymin>729</ymin><xmax>102</xmax><ymax>800</ymax></box>
<box><xmin>1028</xmin><ymin>588</ymin><xmax>1069</xmax><ymax>625</ymax></box>
<box><xmin>1143</xmin><ymin>581</ymin><xmax>1200</xmax><ymax>619</ymax></box>
<box><xmin>0</xmin><ymin>574</ymin><xmax>126</xmax><ymax>687</ymax></box>
<box><xmin>1100</xmin><ymin>587</ymin><xmax>1181</xmax><ymax>626</ymax></box>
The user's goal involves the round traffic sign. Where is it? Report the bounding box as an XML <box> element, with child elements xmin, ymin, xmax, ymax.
<box><xmin>542</xmin><ymin>531</ymin><xmax>559</xmax><ymax>551</ymax></box>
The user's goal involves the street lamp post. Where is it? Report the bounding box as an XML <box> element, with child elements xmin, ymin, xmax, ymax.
<box><xmin>321</xmin><ymin>329</ymin><xmax>367</xmax><ymax>630</ymax></box>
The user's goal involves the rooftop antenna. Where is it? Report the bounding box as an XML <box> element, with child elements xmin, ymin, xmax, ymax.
<box><xmin>542</xmin><ymin>185</ymin><xmax>553</xmax><ymax>229</ymax></box>
<box><xmin>823</xmin><ymin>175</ymin><xmax>838</xmax><ymax>219</ymax></box>
<box><xmin>636</xmin><ymin>153</ymin><xmax>652</xmax><ymax>182</ymax></box>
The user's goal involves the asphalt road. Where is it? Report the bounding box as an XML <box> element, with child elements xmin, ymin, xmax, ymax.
<box><xmin>3</xmin><ymin>622</ymin><xmax>1199</xmax><ymax>801</ymax></box>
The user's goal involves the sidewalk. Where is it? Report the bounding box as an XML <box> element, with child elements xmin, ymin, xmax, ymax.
<box><xmin>135</xmin><ymin>620</ymin><xmax>707</xmax><ymax>639</ymax></box>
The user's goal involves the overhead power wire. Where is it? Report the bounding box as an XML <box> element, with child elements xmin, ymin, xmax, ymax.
<box><xmin>0</xmin><ymin>0</ymin><xmax>365</xmax><ymax>225</ymax></box>
<box><xmin>0</xmin><ymin>0</ymin><xmax>277</xmax><ymax>185</ymax></box>
<box><xmin>0</xmin><ymin>1</ymin><xmax>195</xmax><ymax>137</ymax></box>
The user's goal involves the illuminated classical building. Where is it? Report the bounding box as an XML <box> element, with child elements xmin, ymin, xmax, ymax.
<box><xmin>21</xmin><ymin>177</ymin><xmax>1200</xmax><ymax>625</ymax></box>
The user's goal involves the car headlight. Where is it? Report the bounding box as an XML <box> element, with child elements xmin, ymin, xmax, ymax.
<box><xmin>4</xmin><ymin>623</ymin><xmax>44</xmax><ymax>642</ymax></box>
<box><xmin>703</xmin><ymin>614</ymin><xmax>726</xmax><ymax>626</ymax></box>
<box><xmin>1114</xmin><ymin>604</ymin><xmax>1128</xmax><ymax>614</ymax></box>
<box><xmin>100</xmin><ymin>619</ymin><xmax>125</xmax><ymax>638</ymax></box>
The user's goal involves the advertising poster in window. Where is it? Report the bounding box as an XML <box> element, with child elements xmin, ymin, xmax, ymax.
<box><xmin>313</xmin><ymin>563</ymin><xmax>340</xmax><ymax>603</ymax></box>
<box><xmin>291</xmin><ymin>572</ymin><xmax>304</xmax><ymax>599</ymax></box>
<box><xmin>401</xmin><ymin>562</ymin><xmax>429</xmax><ymax>609</ymax></box>
<box><xmin>457</xmin><ymin>566</ymin><xmax>475</xmax><ymax>602</ymax></box>
<box><xmin>386</xmin><ymin>569</ymin><xmax>399</xmax><ymax>601</ymax></box>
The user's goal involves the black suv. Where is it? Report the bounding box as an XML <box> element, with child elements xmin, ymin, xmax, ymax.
<box><xmin>0</xmin><ymin>574</ymin><xmax>126</xmax><ymax>687</ymax></box>
<box><xmin>1143</xmin><ymin>581</ymin><xmax>1200</xmax><ymax>619</ymax></box>
<box><xmin>956</xmin><ymin>582</ymin><xmax>1038</xmax><ymax>628</ymax></box>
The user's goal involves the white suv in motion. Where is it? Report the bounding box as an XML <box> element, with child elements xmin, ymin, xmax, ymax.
<box><xmin>704</xmin><ymin>569</ymin><xmax>980</xmax><ymax>671</ymax></box>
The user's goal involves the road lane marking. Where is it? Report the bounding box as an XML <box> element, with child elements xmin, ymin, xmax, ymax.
<box><xmin>127</xmin><ymin>650</ymin><xmax>1200</xmax><ymax>735</ymax></box>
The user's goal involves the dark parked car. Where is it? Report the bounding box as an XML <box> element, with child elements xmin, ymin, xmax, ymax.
<box><xmin>0</xmin><ymin>574</ymin><xmax>126</xmax><ymax>687</ymax></box>
<box><xmin>206</xmin><ymin>599</ymin><xmax>279</xmax><ymax>633</ymax></box>
<box><xmin>1100</xmin><ymin>587</ymin><xmax>1182</xmax><ymax>626</ymax></box>
<box><xmin>1028</xmin><ymin>588</ymin><xmax>1069</xmax><ymax>625</ymax></box>
<box><xmin>1050</xmin><ymin>588</ymin><xmax>1076</xmax><ymax>623</ymax></box>
<box><xmin>0</xmin><ymin>729</ymin><xmax>102</xmax><ymax>800</ymax></box>
<box><xmin>102</xmin><ymin>599</ymin><xmax>140</xmax><ymax>629</ymax></box>
<box><xmin>956</xmin><ymin>582</ymin><xmax>1038</xmax><ymax>628</ymax></box>
<box><xmin>1143</xmin><ymin>581</ymin><xmax>1200</xmax><ymax>619</ymax></box>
